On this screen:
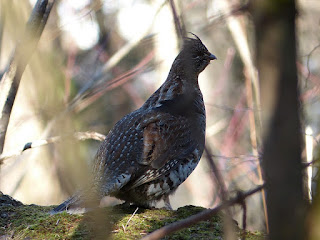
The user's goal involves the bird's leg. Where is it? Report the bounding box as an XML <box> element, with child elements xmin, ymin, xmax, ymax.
<box><xmin>164</xmin><ymin>195</ymin><xmax>173</xmax><ymax>210</ymax></box>
<box><xmin>121</xmin><ymin>201</ymin><xmax>131</xmax><ymax>208</ymax></box>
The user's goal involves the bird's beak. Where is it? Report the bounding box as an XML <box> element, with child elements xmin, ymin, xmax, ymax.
<box><xmin>209</xmin><ymin>53</ymin><xmax>217</xmax><ymax>61</ymax></box>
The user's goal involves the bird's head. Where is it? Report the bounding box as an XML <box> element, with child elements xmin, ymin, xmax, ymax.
<box><xmin>177</xmin><ymin>34</ymin><xmax>216</xmax><ymax>75</ymax></box>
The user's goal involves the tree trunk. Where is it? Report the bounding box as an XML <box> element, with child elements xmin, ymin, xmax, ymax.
<box><xmin>252</xmin><ymin>1</ymin><xmax>306</xmax><ymax>239</ymax></box>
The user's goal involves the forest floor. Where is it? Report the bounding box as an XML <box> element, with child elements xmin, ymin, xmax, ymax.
<box><xmin>0</xmin><ymin>192</ymin><xmax>265</xmax><ymax>239</ymax></box>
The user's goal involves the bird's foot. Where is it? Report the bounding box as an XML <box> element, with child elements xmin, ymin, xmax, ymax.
<box><xmin>164</xmin><ymin>196</ymin><xmax>173</xmax><ymax>210</ymax></box>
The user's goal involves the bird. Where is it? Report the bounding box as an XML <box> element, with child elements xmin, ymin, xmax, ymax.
<box><xmin>52</xmin><ymin>34</ymin><xmax>216</xmax><ymax>213</ymax></box>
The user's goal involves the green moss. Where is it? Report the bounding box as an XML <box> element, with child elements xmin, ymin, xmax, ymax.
<box><xmin>0</xmin><ymin>194</ymin><xmax>266</xmax><ymax>239</ymax></box>
<box><xmin>241</xmin><ymin>230</ymin><xmax>266</xmax><ymax>240</ymax></box>
<box><xmin>0</xmin><ymin>204</ymin><xmax>82</xmax><ymax>239</ymax></box>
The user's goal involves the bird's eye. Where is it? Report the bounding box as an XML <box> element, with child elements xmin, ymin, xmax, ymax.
<box><xmin>192</xmin><ymin>51</ymin><xmax>202</xmax><ymax>59</ymax></box>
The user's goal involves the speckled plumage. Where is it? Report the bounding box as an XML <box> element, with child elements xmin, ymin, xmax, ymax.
<box><xmin>53</xmin><ymin>35</ymin><xmax>216</xmax><ymax>213</ymax></box>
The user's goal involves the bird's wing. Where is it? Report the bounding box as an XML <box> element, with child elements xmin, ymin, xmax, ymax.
<box><xmin>92</xmin><ymin>107</ymin><xmax>203</xmax><ymax>193</ymax></box>
<box><xmin>138</xmin><ymin>111</ymin><xmax>195</xmax><ymax>169</ymax></box>
<box><xmin>129</xmin><ymin>149</ymin><xmax>200</xmax><ymax>190</ymax></box>
<box><xmin>129</xmin><ymin>110</ymin><xmax>200</xmax><ymax>188</ymax></box>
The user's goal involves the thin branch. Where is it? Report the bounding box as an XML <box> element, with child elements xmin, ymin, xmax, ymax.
<box><xmin>204</xmin><ymin>145</ymin><xmax>236</xmax><ymax>240</ymax></box>
<box><xmin>245</xmin><ymin>65</ymin><xmax>269</xmax><ymax>232</ymax></box>
<box><xmin>68</xmin><ymin>0</ymin><xmax>166</xmax><ymax>110</ymax></box>
<box><xmin>73</xmin><ymin>50</ymin><xmax>155</xmax><ymax>113</ymax></box>
<box><xmin>169</xmin><ymin>0</ymin><xmax>186</xmax><ymax>39</ymax></box>
<box><xmin>204</xmin><ymin>146</ymin><xmax>229</xmax><ymax>200</ymax></box>
<box><xmin>0</xmin><ymin>131</ymin><xmax>105</xmax><ymax>163</ymax></box>
<box><xmin>210</xmin><ymin>154</ymin><xmax>261</xmax><ymax>161</ymax></box>
<box><xmin>142</xmin><ymin>185</ymin><xmax>265</xmax><ymax>240</ymax></box>
<box><xmin>0</xmin><ymin>0</ymin><xmax>56</xmax><ymax>154</ymax></box>
<box><xmin>123</xmin><ymin>207</ymin><xmax>139</xmax><ymax>232</ymax></box>
<box><xmin>206</xmin><ymin>103</ymin><xmax>260</xmax><ymax>112</ymax></box>
<box><xmin>241</xmin><ymin>198</ymin><xmax>247</xmax><ymax>240</ymax></box>
<box><xmin>304</xmin><ymin>43</ymin><xmax>320</xmax><ymax>87</ymax></box>
<box><xmin>219</xmin><ymin>0</ymin><xmax>262</xmax><ymax>136</ymax></box>
<box><xmin>302</xmin><ymin>158</ymin><xmax>320</xmax><ymax>168</ymax></box>
<box><xmin>33</xmin><ymin>1</ymin><xmax>165</xmax><ymax>150</ymax></box>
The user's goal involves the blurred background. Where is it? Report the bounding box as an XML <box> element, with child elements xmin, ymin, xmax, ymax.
<box><xmin>0</xmin><ymin>0</ymin><xmax>319</xmax><ymax>232</ymax></box>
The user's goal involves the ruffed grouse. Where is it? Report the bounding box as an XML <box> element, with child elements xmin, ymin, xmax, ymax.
<box><xmin>53</xmin><ymin>35</ymin><xmax>216</xmax><ymax>212</ymax></box>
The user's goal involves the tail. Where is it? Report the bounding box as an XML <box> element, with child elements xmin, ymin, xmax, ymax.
<box><xmin>50</xmin><ymin>194</ymin><xmax>82</xmax><ymax>214</ymax></box>
<box><xmin>50</xmin><ymin>190</ymin><xmax>99</xmax><ymax>214</ymax></box>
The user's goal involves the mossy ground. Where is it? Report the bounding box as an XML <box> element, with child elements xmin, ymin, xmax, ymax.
<box><xmin>0</xmin><ymin>194</ymin><xmax>265</xmax><ymax>239</ymax></box>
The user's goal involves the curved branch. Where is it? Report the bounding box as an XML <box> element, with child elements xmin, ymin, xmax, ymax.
<box><xmin>142</xmin><ymin>185</ymin><xmax>265</xmax><ymax>240</ymax></box>
<box><xmin>0</xmin><ymin>131</ymin><xmax>105</xmax><ymax>163</ymax></box>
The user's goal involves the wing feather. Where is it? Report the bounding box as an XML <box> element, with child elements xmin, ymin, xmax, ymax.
<box><xmin>92</xmin><ymin>107</ymin><xmax>202</xmax><ymax>194</ymax></box>
<box><xmin>130</xmin><ymin>111</ymin><xmax>198</xmax><ymax>188</ymax></box>
<box><xmin>138</xmin><ymin>111</ymin><xmax>194</xmax><ymax>169</ymax></box>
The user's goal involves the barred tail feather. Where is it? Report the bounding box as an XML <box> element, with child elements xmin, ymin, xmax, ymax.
<box><xmin>50</xmin><ymin>190</ymin><xmax>99</xmax><ymax>214</ymax></box>
<box><xmin>50</xmin><ymin>194</ymin><xmax>82</xmax><ymax>214</ymax></box>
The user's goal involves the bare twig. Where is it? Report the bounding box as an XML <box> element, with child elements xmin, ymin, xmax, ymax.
<box><xmin>123</xmin><ymin>207</ymin><xmax>139</xmax><ymax>232</ymax></box>
<box><xmin>142</xmin><ymin>185</ymin><xmax>265</xmax><ymax>240</ymax></box>
<box><xmin>297</xmin><ymin>62</ymin><xmax>320</xmax><ymax>85</ymax></box>
<box><xmin>74</xmin><ymin>50</ymin><xmax>155</xmax><ymax>113</ymax></box>
<box><xmin>302</xmin><ymin>158</ymin><xmax>320</xmax><ymax>168</ymax></box>
<box><xmin>244</xmin><ymin>68</ymin><xmax>258</xmax><ymax>154</ymax></box>
<box><xmin>169</xmin><ymin>0</ymin><xmax>186</xmax><ymax>39</ymax></box>
<box><xmin>216</xmin><ymin>0</ymin><xmax>267</xmax><ymax>231</ymax></box>
<box><xmin>32</xmin><ymin>1</ymin><xmax>165</xmax><ymax>155</ymax></box>
<box><xmin>244</xmin><ymin>66</ymin><xmax>269</xmax><ymax>232</ymax></box>
<box><xmin>68</xmin><ymin>0</ymin><xmax>166</xmax><ymax>110</ymax></box>
<box><xmin>219</xmin><ymin>0</ymin><xmax>261</xmax><ymax>135</ymax></box>
<box><xmin>304</xmin><ymin>43</ymin><xmax>320</xmax><ymax>87</ymax></box>
<box><xmin>206</xmin><ymin>118</ymin><xmax>228</xmax><ymax>137</ymax></box>
<box><xmin>210</xmin><ymin>154</ymin><xmax>261</xmax><ymax>161</ymax></box>
<box><xmin>204</xmin><ymin>145</ymin><xmax>236</xmax><ymax>240</ymax></box>
<box><xmin>241</xmin><ymin>197</ymin><xmax>247</xmax><ymax>240</ymax></box>
<box><xmin>206</xmin><ymin>1</ymin><xmax>250</xmax><ymax>24</ymax></box>
<box><xmin>205</xmin><ymin>146</ymin><xmax>228</xmax><ymax>200</ymax></box>
<box><xmin>0</xmin><ymin>131</ymin><xmax>105</xmax><ymax>163</ymax></box>
<box><xmin>206</xmin><ymin>103</ymin><xmax>260</xmax><ymax>113</ymax></box>
<box><xmin>0</xmin><ymin>0</ymin><xmax>56</xmax><ymax>154</ymax></box>
<box><xmin>209</xmin><ymin>154</ymin><xmax>260</xmax><ymax>173</ymax></box>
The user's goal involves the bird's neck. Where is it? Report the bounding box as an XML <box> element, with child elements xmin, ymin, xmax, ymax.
<box><xmin>168</xmin><ymin>59</ymin><xmax>199</xmax><ymax>80</ymax></box>
<box><xmin>143</xmin><ymin>60</ymin><xmax>202</xmax><ymax>109</ymax></box>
